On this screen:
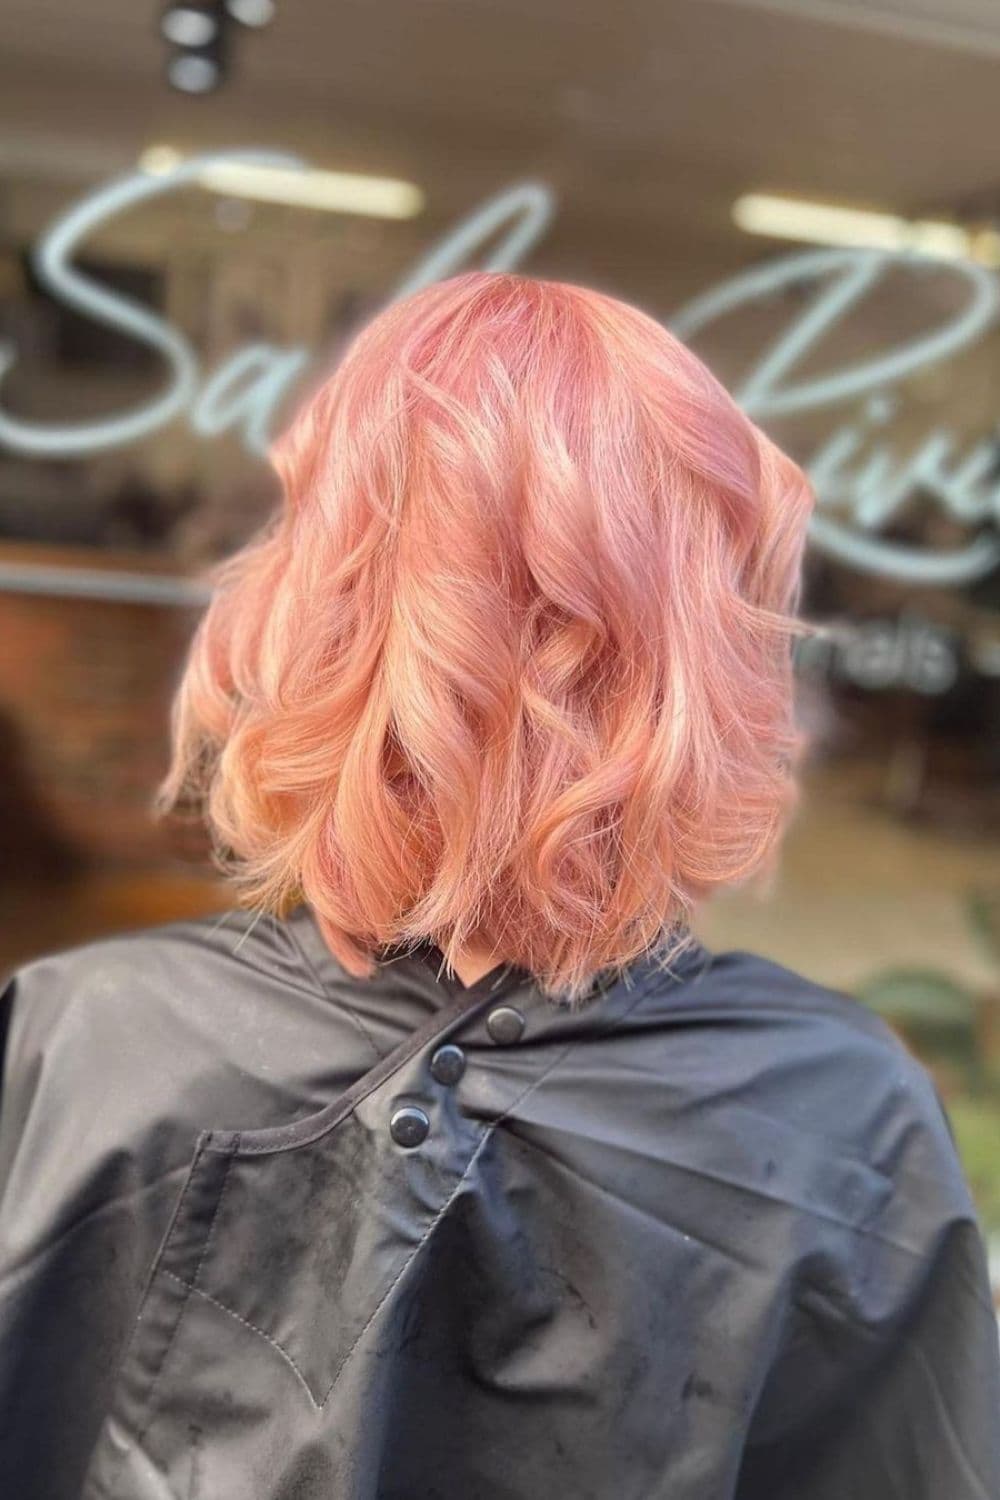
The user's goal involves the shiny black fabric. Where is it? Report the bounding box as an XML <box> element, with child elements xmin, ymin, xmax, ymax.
<box><xmin>0</xmin><ymin>904</ymin><xmax>997</xmax><ymax>1499</ymax></box>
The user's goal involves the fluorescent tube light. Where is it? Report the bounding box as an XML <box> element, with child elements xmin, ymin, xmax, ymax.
<box><xmin>733</xmin><ymin>192</ymin><xmax>1000</xmax><ymax>267</ymax></box>
<box><xmin>140</xmin><ymin>145</ymin><xmax>185</xmax><ymax>175</ymax></box>
<box><xmin>138</xmin><ymin>146</ymin><xmax>424</xmax><ymax>220</ymax></box>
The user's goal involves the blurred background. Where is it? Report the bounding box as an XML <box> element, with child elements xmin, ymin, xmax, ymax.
<box><xmin>0</xmin><ymin>0</ymin><xmax>998</xmax><ymax>1294</ymax></box>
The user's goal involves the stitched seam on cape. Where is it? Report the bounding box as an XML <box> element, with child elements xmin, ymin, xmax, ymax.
<box><xmin>282</xmin><ymin>913</ymin><xmax>383</xmax><ymax>1066</ymax></box>
<box><xmin>123</xmin><ymin>1143</ymin><xmax>239</xmax><ymax>1471</ymax></box>
<box><xmin>87</xmin><ymin>1140</ymin><xmax>209</xmax><ymax>1497</ymax></box>
<box><xmin>334</xmin><ymin>1002</ymin><xmax>382</xmax><ymax>1067</ymax></box>
<box><xmin>160</xmin><ymin>1270</ymin><xmax>321</xmax><ymax>1407</ymax></box>
<box><xmin>154</xmin><ymin>1060</ymin><xmax>575</xmax><ymax>1410</ymax></box>
<box><xmin>151</xmin><ymin>964</ymin><xmax>666</xmax><ymax>1411</ymax></box>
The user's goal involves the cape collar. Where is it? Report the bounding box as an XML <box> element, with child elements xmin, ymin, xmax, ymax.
<box><xmin>283</xmin><ymin>901</ymin><xmax>713</xmax><ymax>1042</ymax></box>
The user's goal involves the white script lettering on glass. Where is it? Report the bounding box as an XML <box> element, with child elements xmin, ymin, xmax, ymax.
<box><xmin>670</xmin><ymin>249</ymin><xmax>1000</xmax><ymax>585</ymax></box>
<box><xmin>1</xmin><ymin>151</ymin><xmax>998</xmax><ymax>585</ymax></box>
<box><xmin>0</xmin><ymin>150</ymin><xmax>555</xmax><ymax>460</ymax></box>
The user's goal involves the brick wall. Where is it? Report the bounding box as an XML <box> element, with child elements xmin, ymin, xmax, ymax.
<box><xmin>0</xmin><ymin>543</ymin><xmax>209</xmax><ymax>871</ymax></box>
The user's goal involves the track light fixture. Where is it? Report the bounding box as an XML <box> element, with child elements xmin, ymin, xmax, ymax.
<box><xmin>225</xmin><ymin>0</ymin><xmax>275</xmax><ymax>25</ymax></box>
<box><xmin>160</xmin><ymin>0</ymin><xmax>273</xmax><ymax>94</ymax></box>
<box><xmin>160</xmin><ymin>4</ymin><xmax>222</xmax><ymax>49</ymax></box>
<box><xmin>166</xmin><ymin>46</ymin><xmax>225</xmax><ymax>94</ymax></box>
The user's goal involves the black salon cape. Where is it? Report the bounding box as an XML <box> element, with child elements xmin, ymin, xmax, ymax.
<box><xmin>0</xmin><ymin>905</ymin><xmax>997</xmax><ymax>1500</ymax></box>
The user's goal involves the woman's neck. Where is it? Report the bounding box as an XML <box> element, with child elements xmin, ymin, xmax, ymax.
<box><xmin>445</xmin><ymin>935</ymin><xmax>506</xmax><ymax>988</ymax></box>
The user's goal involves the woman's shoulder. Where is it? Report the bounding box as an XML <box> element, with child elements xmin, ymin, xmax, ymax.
<box><xmin>681</xmin><ymin>941</ymin><xmax>925</xmax><ymax>1074</ymax></box>
<box><xmin>682</xmin><ymin>941</ymin><xmax>900</xmax><ymax>1040</ymax></box>
<box><xmin>3</xmin><ymin>909</ymin><xmax>304</xmax><ymax>1071</ymax></box>
<box><xmin>0</xmin><ymin>908</ymin><xmax>370</xmax><ymax>1154</ymax></box>
<box><xmin>645</xmin><ymin>943</ymin><xmax>972</xmax><ymax>1217</ymax></box>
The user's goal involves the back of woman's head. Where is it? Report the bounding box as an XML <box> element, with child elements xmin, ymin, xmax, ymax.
<box><xmin>157</xmin><ymin>270</ymin><xmax>817</xmax><ymax>1003</ymax></box>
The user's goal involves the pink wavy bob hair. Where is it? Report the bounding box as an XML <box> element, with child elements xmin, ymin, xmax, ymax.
<box><xmin>157</xmin><ymin>270</ymin><xmax>817</xmax><ymax>1003</ymax></box>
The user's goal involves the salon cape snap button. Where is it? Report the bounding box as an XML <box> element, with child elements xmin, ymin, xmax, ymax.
<box><xmin>389</xmin><ymin>1104</ymin><xmax>430</xmax><ymax>1147</ymax></box>
<box><xmin>485</xmin><ymin>1005</ymin><xmax>526</xmax><ymax>1045</ymax></box>
<box><xmin>430</xmin><ymin>1043</ymin><xmax>466</xmax><ymax>1085</ymax></box>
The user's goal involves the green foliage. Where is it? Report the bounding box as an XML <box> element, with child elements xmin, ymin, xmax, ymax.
<box><xmin>946</xmin><ymin>1095</ymin><xmax>1000</xmax><ymax>1233</ymax></box>
<box><xmin>856</xmin><ymin>967</ymin><xmax>980</xmax><ymax>1077</ymax></box>
<box><xmin>854</xmin><ymin>885</ymin><xmax>1000</xmax><ymax>1231</ymax></box>
<box><xmin>857</xmin><ymin>968</ymin><xmax>976</xmax><ymax>1025</ymax></box>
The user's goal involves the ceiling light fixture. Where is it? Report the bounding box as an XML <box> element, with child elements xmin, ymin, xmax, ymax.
<box><xmin>138</xmin><ymin>148</ymin><xmax>425</xmax><ymax>220</ymax></box>
<box><xmin>166</xmin><ymin>48</ymin><xmax>225</xmax><ymax>94</ymax></box>
<box><xmin>160</xmin><ymin>3</ymin><xmax>222</xmax><ymax>48</ymax></box>
<box><xmin>732</xmin><ymin>192</ymin><xmax>1000</xmax><ymax>268</ymax></box>
<box><xmin>198</xmin><ymin>160</ymin><xmax>423</xmax><ymax>218</ymax></box>
<box><xmin>225</xmin><ymin>0</ymin><xmax>276</xmax><ymax>25</ymax></box>
<box><xmin>139</xmin><ymin>145</ymin><xmax>185</xmax><ymax>175</ymax></box>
